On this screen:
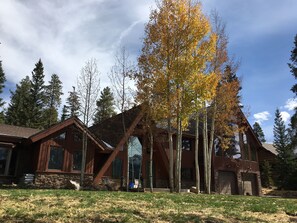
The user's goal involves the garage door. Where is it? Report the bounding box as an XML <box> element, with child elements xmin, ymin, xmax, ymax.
<box><xmin>218</xmin><ymin>171</ymin><xmax>237</xmax><ymax>195</ymax></box>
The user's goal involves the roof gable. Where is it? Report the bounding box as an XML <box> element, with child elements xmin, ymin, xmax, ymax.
<box><xmin>29</xmin><ymin>117</ymin><xmax>106</xmax><ymax>151</ymax></box>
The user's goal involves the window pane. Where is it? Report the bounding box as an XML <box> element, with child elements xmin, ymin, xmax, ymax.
<box><xmin>48</xmin><ymin>147</ymin><xmax>64</xmax><ymax>170</ymax></box>
<box><xmin>0</xmin><ymin>148</ymin><xmax>9</xmax><ymax>175</ymax></box>
<box><xmin>243</xmin><ymin>134</ymin><xmax>249</xmax><ymax>160</ymax></box>
<box><xmin>181</xmin><ymin>168</ymin><xmax>192</xmax><ymax>180</ymax></box>
<box><xmin>225</xmin><ymin>133</ymin><xmax>241</xmax><ymax>159</ymax></box>
<box><xmin>73</xmin><ymin>150</ymin><xmax>82</xmax><ymax>171</ymax></box>
<box><xmin>182</xmin><ymin>138</ymin><xmax>191</xmax><ymax>151</ymax></box>
<box><xmin>128</xmin><ymin>136</ymin><xmax>142</xmax><ymax>180</ymax></box>
<box><xmin>251</xmin><ymin>145</ymin><xmax>257</xmax><ymax>161</ymax></box>
<box><xmin>112</xmin><ymin>157</ymin><xmax>122</xmax><ymax>179</ymax></box>
<box><xmin>214</xmin><ymin>138</ymin><xmax>223</xmax><ymax>156</ymax></box>
<box><xmin>54</xmin><ymin>132</ymin><xmax>66</xmax><ymax>141</ymax></box>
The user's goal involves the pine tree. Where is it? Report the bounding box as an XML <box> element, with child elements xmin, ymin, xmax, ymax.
<box><xmin>289</xmin><ymin>34</ymin><xmax>297</xmax><ymax>94</ymax></box>
<box><xmin>29</xmin><ymin>59</ymin><xmax>46</xmax><ymax>128</ymax></box>
<box><xmin>93</xmin><ymin>87</ymin><xmax>116</xmax><ymax>124</ymax></box>
<box><xmin>44</xmin><ymin>74</ymin><xmax>63</xmax><ymax>127</ymax></box>
<box><xmin>289</xmin><ymin>34</ymin><xmax>297</xmax><ymax>148</ymax></box>
<box><xmin>260</xmin><ymin>160</ymin><xmax>273</xmax><ymax>188</ymax></box>
<box><xmin>0</xmin><ymin>61</ymin><xmax>6</xmax><ymax>123</ymax></box>
<box><xmin>67</xmin><ymin>86</ymin><xmax>80</xmax><ymax>117</ymax></box>
<box><xmin>273</xmin><ymin>108</ymin><xmax>296</xmax><ymax>189</ymax></box>
<box><xmin>253</xmin><ymin>122</ymin><xmax>266</xmax><ymax>143</ymax></box>
<box><xmin>60</xmin><ymin>105</ymin><xmax>69</xmax><ymax>121</ymax></box>
<box><xmin>5</xmin><ymin>76</ymin><xmax>32</xmax><ymax>126</ymax></box>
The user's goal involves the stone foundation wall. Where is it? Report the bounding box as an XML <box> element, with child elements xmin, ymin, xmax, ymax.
<box><xmin>34</xmin><ymin>173</ymin><xmax>93</xmax><ymax>189</ymax></box>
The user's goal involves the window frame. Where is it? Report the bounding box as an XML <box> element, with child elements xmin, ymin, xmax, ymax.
<box><xmin>182</xmin><ymin>138</ymin><xmax>192</xmax><ymax>151</ymax></box>
<box><xmin>47</xmin><ymin>146</ymin><xmax>65</xmax><ymax>171</ymax></box>
<box><xmin>72</xmin><ymin>150</ymin><xmax>82</xmax><ymax>171</ymax></box>
<box><xmin>0</xmin><ymin>147</ymin><xmax>12</xmax><ymax>176</ymax></box>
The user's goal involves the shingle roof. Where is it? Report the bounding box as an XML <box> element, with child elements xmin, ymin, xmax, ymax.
<box><xmin>262</xmin><ymin>143</ymin><xmax>278</xmax><ymax>155</ymax></box>
<box><xmin>0</xmin><ymin>124</ymin><xmax>40</xmax><ymax>139</ymax></box>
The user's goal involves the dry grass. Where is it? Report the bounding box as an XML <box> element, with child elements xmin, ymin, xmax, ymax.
<box><xmin>0</xmin><ymin>189</ymin><xmax>297</xmax><ymax>222</ymax></box>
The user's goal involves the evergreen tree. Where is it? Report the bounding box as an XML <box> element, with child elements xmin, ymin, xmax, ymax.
<box><xmin>93</xmin><ymin>87</ymin><xmax>116</xmax><ymax>124</ymax></box>
<box><xmin>289</xmin><ymin>34</ymin><xmax>297</xmax><ymax>94</ymax></box>
<box><xmin>289</xmin><ymin>34</ymin><xmax>297</xmax><ymax>148</ymax></box>
<box><xmin>273</xmin><ymin>108</ymin><xmax>296</xmax><ymax>189</ymax></box>
<box><xmin>5</xmin><ymin>76</ymin><xmax>32</xmax><ymax>126</ymax></box>
<box><xmin>29</xmin><ymin>59</ymin><xmax>46</xmax><ymax>128</ymax></box>
<box><xmin>0</xmin><ymin>61</ymin><xmax>6</xmax><ymax>123</ymax></box>
<box><xmin>253</xmin><ymin>122</ymin><xmax>266</xmax><ymax>143</ymax></box>
<box><xmin>44</xmin><ymin>73</ymin><xmax>63</xmax><ymax>127</ymax></box>
<box><xmin>67</xmin><ymin>86</ymin><xmax>80</xmax><ymax>117</ymax></box>
<box><xmin>260</xmin><ymin>160</ymin><xmax>273</xmax><ymax>188</ymax></box>
<box><xmin>60</xmin><ymin>105</ymin><xmax>69</xmax><ymax>121</ymax></box>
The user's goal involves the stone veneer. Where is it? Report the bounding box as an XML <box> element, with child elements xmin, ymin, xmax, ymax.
<box><xmin>34</xmin><ymin>173</ymin><xmax>93</xmax><ymax>189</ymax></box>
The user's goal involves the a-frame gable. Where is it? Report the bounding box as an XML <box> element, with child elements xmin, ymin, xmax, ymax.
<box><xmin>29</xmin><ymin>117</ymin><xmax>106</xmax><ymax>151</ymax></box>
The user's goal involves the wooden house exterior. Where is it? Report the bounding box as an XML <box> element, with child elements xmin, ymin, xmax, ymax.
<box><xmin>0</xmin><ymin>106</ymin><xmax>263</xmax><ymax>195</ymax></box>
<box><xmin>90</xmin><ymin>106</ymin><xmax>263</xmax><ymax>195</ymax></box>
<box><xmin>0</xmin><ymin>117</ymin><xmax>108</xmax><ymax>188</ymax></box>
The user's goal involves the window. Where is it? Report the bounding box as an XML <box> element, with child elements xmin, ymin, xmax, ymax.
<box><xmin>73</xmin><ymin>131</ymin><xmax>82</xmax><ymax>142</ymax></box>
<box><xmin>182</xmin><ymin>138</ymin><xmax>191</xmax><ymax>151</ymax></box>
<box><xmin>72</xmin><ymin>150</ymin><xmax>82</xmax><ymax>171</ymax></box>
<box><xmin>250</xmin><ymin>145</ymin><xmax>257</xmax><ymax>161</ymax></box>
<box><xmin>225</xmin><ymin>132</ymin><xmax>241</xmax><ymax>159</ymax></box>
<box><xmin>54</xmin><ymin>132</ymin><xmax>66</xmax><ymax>141</ymax></box>
<box><xmin>112</xmin><ymin>157</ymin><xmax>122</xmax><ymax>179</ymax></box>
<box><xmin>128</xmin><ymin>136</ymin><xmax>142</xmax><ymax>180</ymax></box>
<box><xmin>215</xmin><ymin>138</ymin><xmax>223</xmax><ymax>156</ymax></box>
<box><xmin>242</xmin><ymin>134</ymin><xmax>249</xmax><ymax>160</ymax></box>
<box><xmin>0</xmin><ymin>147</ymin><xmax>11</xmax><ymax>175</ymax></box>
<box><xmin>181</xmin><ymin>168</ymin><xmax>192</xmax><ymax>180</ymax></box>
<box><xmin>48</xmin><ymin>146</ymin><xmax>64</xmax><ymax>170</ymax></box>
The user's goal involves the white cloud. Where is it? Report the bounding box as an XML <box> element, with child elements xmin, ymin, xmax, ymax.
<box><xmin>280</xmin><ymin>111</ymin><xmax>290</xmax><ymax>123</ymax></box>
<box><xmin>253</xmin><ymin>111</ymin><xmax>270</xmax><ymax>124</ymax></box>
<box><xmin>284</xmin><ymin>98</ymin><xmax>297</xmax><ymax>111</ymax></box>
<box><xmin>0</xmin><ymin>0</ymin><xmax>155</xmax><ymax>97</ymax></box>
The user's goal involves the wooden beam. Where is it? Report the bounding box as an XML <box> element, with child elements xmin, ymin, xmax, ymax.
<box><xmin>93</xmin><ymin>110</ymin><xmax>144</xmax><ymax>185</ymax></box>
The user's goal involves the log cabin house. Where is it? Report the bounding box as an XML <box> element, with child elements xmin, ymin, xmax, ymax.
<box><xmin>0</xmin><ymin>105</ymin><xmax>266</xmax><ymax>195</ymax></box>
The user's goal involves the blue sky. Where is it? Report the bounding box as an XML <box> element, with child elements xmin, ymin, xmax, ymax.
<box><xmin>0</xmin><ymin>0</ymin><xmax>296</xmax><ymax>142</ymax></box>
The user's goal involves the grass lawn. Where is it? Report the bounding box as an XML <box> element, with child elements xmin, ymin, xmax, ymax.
<box><xmin>0</xmin><ymin>189</ymin><xmax>296</xmax><ymax>223</ymax></box>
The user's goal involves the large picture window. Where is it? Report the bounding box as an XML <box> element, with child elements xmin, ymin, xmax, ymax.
<box><xmin>48</xmin><ymin>146</ymin><xmax>64</xmax><ymax>170</ymax></box>
<box><xmin>72</xmin><ymin>150</ymin><xmax>82</xmax><ymax>171</ymax></box>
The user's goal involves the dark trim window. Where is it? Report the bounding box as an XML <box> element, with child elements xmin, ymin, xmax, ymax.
<box><xmin>242</xmin><ymin>134</ymin><xmax>249</xmax><ymax>160</ymax></box>
<box><xmin>72</xmin><ymin>150</ymin><xmax>82</xmax><ymax>171</ymax></box>
<box><xmin>73</xmin><ymin>131</ymin><xmax>82</xmax><ymax>142</ymax></box>
<box><xmin>251</xmin><ymin>145</ymin><xmax>257</xmax><ymax>161</ymax></box>
<box><xmin>112</xmin><ymin>157</ymin><xmax>122</xmax><ymax>179</ymax></box>
<box><xmin>182</xmin><ymin>138</ymin><xmax>191</xmax><ymax>151</ymax></box>
<box><xmin>48</xmin><ymin>146</ymin><xmax>64</xmax><ymax>170</ymax></box>
<box><xmin>0</xmin><ymin>147</ymin><xmax>11</xmax><ymax>175</ymax></box>
<box><xmin>181</xmin><ymin>168</ymin><xmax>192</xmax><ymax>180</ymax></box>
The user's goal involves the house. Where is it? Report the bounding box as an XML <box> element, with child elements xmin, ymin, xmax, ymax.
<box><xmin>0</xmin><ymin>117</ymin><xmax>109</xmax><ymax>187</ymax></box>
<box><xmin>0</xmin><ymin>105</ymin><xmax>263</xmax><ymax>196</ymax></box>
<box><xmin>90</xmin><ymin>106</ymin><xmax>263</xmax><ymax>196</ymax></box>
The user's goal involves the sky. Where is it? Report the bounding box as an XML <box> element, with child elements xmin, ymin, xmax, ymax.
<box><xmin>0</xmin><ymin>0</ymin><xmax>296</xmax><ymax>142</ymax></box>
